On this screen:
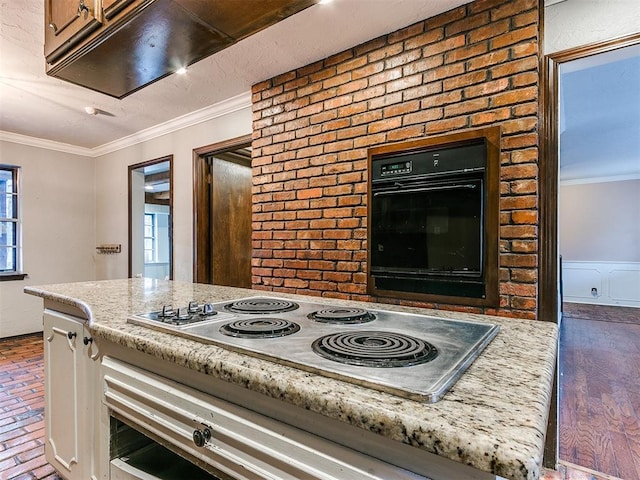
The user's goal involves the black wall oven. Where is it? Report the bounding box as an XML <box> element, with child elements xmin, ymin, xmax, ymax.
<box><xmin>368</xmin><ymin>129</ymin><xmax>500</xmax><ymax>307</ymax></box>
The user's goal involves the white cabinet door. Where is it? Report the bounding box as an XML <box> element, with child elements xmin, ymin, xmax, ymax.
<box><xmin>44</xmin><ymin>310</ymin><xmax>100</xmax><ymax>480</ymax></box>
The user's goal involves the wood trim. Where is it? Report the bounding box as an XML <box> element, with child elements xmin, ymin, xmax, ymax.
<box><xmin>193</xmin><ymin>134</ymin><xmax>253</xmax><ymax>157</ymax></box>
<box><xmin>366</xmin><ymin>126</ymin><xmax>501</xmax><ymax>307</ymax></box>
<box><xmin>192</xmin><ymin>134</ymin><xmax>252</xmax><ymax>284</ymax></box>
<box><xmin>128</xmin><ymin>155</ymin><xmax>173</xmax><ymax>279</ymax></box>
<box><xmin>538</xmin><ymin>32</ymin><xmax>640</xmax><ymax>324</ymax></box>
<box><xmin>539</xmin><ymin>33</ymin><xmax>640</xmax><ymax>471</ymax></box>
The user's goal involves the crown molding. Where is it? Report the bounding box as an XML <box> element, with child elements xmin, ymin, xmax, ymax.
<box><xmin>0</xmin><ymin>91</ymin><xmax>252</xmax><ymax>158</ymax></box>
<box><xmin>560</xmin><ymin>173</ymin><xmax>640</xmax><ymax>185</ymax></box>
<box><xmin>92</xmin><ymin>92</ymin><xmax>252</xmax><ymax>157</ymax></box>
<box><xmin>0</xmin><ymin>131</ymin><xmax>94</xmax><ymax>156</ymax></box>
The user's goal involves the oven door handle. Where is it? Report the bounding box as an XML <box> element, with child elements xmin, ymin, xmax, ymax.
<box><xmin>373</xmin><ymin>183</ymin><xmax>477</xmax><ymax>196</ymax></box>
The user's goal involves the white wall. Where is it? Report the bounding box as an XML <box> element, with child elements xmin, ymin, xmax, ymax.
<box><xmin>560</xmin><ymin>179</ymin><xmax>640</xmax><ymax>262</ymax></box>
<box><xmin>94</xmin><ymin>107</ymin><xmax>252</xmax><ymax>282</ymax></box>
<box><xmin>0</xmin><ymin>141</ymin><xmax>95</xmax><ymax>337</ymax></box>
<box><xmin>545</xmin><ymin>0</ymin><xmax>640</xmax><ymax>54</ymax></box>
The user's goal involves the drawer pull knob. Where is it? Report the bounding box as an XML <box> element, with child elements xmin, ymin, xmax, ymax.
<box><xmin>192</xmin><ymin>428</ymin><xmax>211</xmax><ymax>447</ymax></box>
<box><xmin>83</xmin><ymin>336</ymin><xmax>93</xmax><ymax>345</ymax></box>
<box><xmin>67</xmin><ymin>331</ymin><xmax>77</xmax><ymax>340</ymax></box>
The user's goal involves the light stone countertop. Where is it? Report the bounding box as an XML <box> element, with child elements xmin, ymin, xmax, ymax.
<box><xmin>25</xmin><ymin>278</ymin><xmax>558</xmax><ymax>480</ymax></box>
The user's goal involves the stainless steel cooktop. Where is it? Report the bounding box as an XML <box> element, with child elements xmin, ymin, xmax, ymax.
<box><xmin>127</xmin><ymin>296</ymin><xmax>499</xmax><ymax>402</ymax></box>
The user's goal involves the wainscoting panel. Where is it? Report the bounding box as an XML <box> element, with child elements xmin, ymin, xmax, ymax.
<box><xmin>562</xmin><ymin>261</ymin><xmax>640</xmax><ymax>307</ymax></box>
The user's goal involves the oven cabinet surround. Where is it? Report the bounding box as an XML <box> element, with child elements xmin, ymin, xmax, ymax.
<box><xmin>42</xmin><ymin>307</ymin><xmax>107</xmax><ymax>480</ymax></box>
<box><xmin>25</xmin><ymin>279</ymin><xmax>558</xmax><ymax>480</ymax></box>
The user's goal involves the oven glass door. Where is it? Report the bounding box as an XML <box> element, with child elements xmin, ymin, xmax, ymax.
<box><xmin>371</xmin><ymin>177</ymin><xmax>483</xmax><ymax>278</ymax></box>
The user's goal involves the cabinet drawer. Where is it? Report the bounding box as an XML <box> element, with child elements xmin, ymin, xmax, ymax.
<box><xmin>101</xmin><ymin>357</ymin><xmax>422</xmax><ymax>480</ymax></box>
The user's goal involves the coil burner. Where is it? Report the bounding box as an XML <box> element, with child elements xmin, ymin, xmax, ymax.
<box><xmin>219</xmin><ymin>318</ymin><xmax>301</xmax><ymax>339</ymax></box>
<box><xmin>224</xmin><ymin>298</ymin><xmax>299</xmax><ymax>315</ymax></box>
<box><xmin>307</xmin><ymin>308</ymin><xmax>375</xmax><ymax>325</ymax></box>
<box><xmin>312</xmin><ymin>331</ymin><xmax>438</xmax><ymax>368</ymax></box>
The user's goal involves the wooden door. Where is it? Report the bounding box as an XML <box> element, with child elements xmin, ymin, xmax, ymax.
<box><xmin>209</xmin><ymin>154</ymin><xmax>252</xmax><ymax>288</ymax></box>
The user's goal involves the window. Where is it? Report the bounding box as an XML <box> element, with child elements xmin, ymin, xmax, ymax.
<box><xmin>144</xmin><ymin>213</ymin><xmax>156</xmax><ymax>263</ymax></box>
<box><xmin>0</xmin><ymin>165</ymin><xmax>24</xmax><ymax>279</ymax></box>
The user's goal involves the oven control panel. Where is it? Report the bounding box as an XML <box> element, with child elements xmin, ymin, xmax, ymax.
<box><xmin>380</xmin><ymin>160</ymin><xmax>412</xmax><ymax>176</ymax></box>
<box><xmin>372</xmin><ymin>140</ymin><xmax>486</xmax><ymax>182</ymax></box>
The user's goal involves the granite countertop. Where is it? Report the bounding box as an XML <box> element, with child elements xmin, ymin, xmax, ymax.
<box><xmin>25</xmin><ymin>278</ymin><xmax>558</xmax><ymax>480</ymax></box>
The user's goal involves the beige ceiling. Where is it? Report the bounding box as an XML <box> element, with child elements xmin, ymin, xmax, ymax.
<box><xmin>0</xmin><ymin>0</ymin><xmax>471</xmax><ymax>152</ymax></box>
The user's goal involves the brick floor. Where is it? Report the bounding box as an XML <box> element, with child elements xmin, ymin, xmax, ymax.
<box><xmin>0</xmin><ymin>334</ymin><xmax>60</xmax><ymax>480</ymax></box>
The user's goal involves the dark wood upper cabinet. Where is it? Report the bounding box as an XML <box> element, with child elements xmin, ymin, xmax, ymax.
<box><xmin>44</xmin><ymin>0</ymin><xmax>318</xmax><ymax>99</ymax></box>
<box><xmin>44</xmin><ymin>0</ymin><xmax>102</xmax><ymax>63</ymax></box>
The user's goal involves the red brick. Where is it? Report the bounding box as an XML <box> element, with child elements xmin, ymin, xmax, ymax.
<box><xmin>388</xmin><ymin>21</ymin><xmax>425</xmax><ymax>44</ymax></box>
<box><xmin>445</xmin><ymin>42</ymin><xmax>489</xmax><ymax>64</ymax></box>
<box><xmin>512</xmin><ymin>239</ymin><xmax>537</xmax><ymax>253</ymax></box>
<box><xmin>466</xmin><ymin>48</ymin><xmax>510</xmax><ymax>71</ymax></box>
<box><xmin>444</xmin><ymin>97</ymin><xmax>489</xmax><ymax>116</ymax></box>
<box><xmin>336</xmin><ymin>56</ymin><xmax>368</xmax><ymax>74</ymax></box>
<box><xmin>425</xmin><ymin>6</ymin><xmax>466</xmax><ymax>29</ymax></box>
<box><xmin>501</xmin><ymin>164</ymin><xmax>537</xmax><ymax>180</ymax></box>
<box><xmin>387</xmin><ymin>125</ymin><xmax>425</xmax><ymax>142</ymax></box>
<box><xmin>369</xmin><ymin>92</ymin><xmax>403</xmax><ymax>109</ymax></box>
<box><xmin>404</xmin><ymin>28</ymin><xmax>445</xmax><ymax>50</ymax></box>
<box><xmin>404</xmin><ymin>108</ymin><xmax>444</xmax><ymax>126</ymax></box>
<box><xmin>502</xmin><ymin>133</ymin><xmax>538</xmax><ymax>150</ymax></box>
<box><xmin>353</xmin><ymin>85</ymin><xmax>386</xmax><ymax>103</ymax></box>
<box><xmin>470</xmin><ymin>107</ymin><xmax>511</xmax><ymax>126</ymax></box>
<box><xmin>491</xmin><ymin>0</ymin><xmax>537</xmax><ymax>21</ymax></box>
<box><xmin>512</xmin><ymin>41</ymin><xmax>538</xmax><ymax>59</ymax></box>
<box><xmin>501</xmin><ymin>195</ymin><xmax>537</xmax><ymax>210</ymax></box>
<box><xmin>502</xmin><ymin>117</ymin><xmax>537</xmax><ymax>135</ymax></box>
<box><xmin>491</xmin><ymin>25</ymin><xmax>537</xmax><ymax>50</ymax></box>
<box><xmin>511</xmin><ymin>269</ymin><xmax>538</xmax><ymax>282</ymax></box>
<box><xmin>510</xmin><ymin>179</ymin><xmax>537</xmax><ymax>195</ymax></box>
<box><xmin>403</xmin><ymin>55</ymin><xmax>444</xmax><ymax>76</ymax></box>
<box><xmin>368</xmin><ymin>117</ymin><xmax>402</xmax><ymax>134</ymax></box>
<box><xmin>492</xmin><ymin>86</ymin><xmax>538</xmax><ymax>107</ymax></box>
<box><xmin>368</xmin><ymin>43</ymin><xmax>404</xmax><ymax>62</ymax></box>
<box><xmin>443</xmin><ymin>70</ymin><xmax>488</xmax><ymax>90</ymax></box>
<box><xmin>491</xmin><ymin>57</ymin><xmax>538</xmax><ymax>79</ymax></box>
<box><xmin>425</xmin><ymin>117</ymin><xmax>469</xmax><ymax>134</ymax></box>
<box><xmin>501</xmin><ymin>225</ymin><xmax>537</xmax><ymax>239</ymax></box>
<box><xmin>512</xmin><ymin>210</ymin><xmax>537</xmax><ymax>225</ymax></box>
<box><xmin>403</xmin><ymin>81</ymin><xmax>444</xmax><ymax>101</ymax></box>
<box><xmin>352</xmin><ymin>62</ymin><xmax>385</xmax><ymax>80</ymax></box>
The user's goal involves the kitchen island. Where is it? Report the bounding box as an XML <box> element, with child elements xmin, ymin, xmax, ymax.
<box><xmin>25</xmin><ymin>278</ymin><xmax>557</xmax><ymax>480</ymax></box>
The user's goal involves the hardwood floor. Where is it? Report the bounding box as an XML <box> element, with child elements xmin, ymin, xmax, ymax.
<box><xmin>0</xmin><ymin>334</ymin><xmax>60</xmax><ymax>480</ymax></box>
<box><xmin>2</xmin><ymin>304</ymin><xmax>639</xmax><ymax>480</ymax></box>
<box><xmin>559</xmin><ymin>303</ymin><xmax>640</xmax><ymax>480</ymax></box>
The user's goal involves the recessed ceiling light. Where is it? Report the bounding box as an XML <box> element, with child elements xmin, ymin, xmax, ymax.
<box><xmin>318</xmin><ymin>0</ymin><xmax>333</xmax><ymax>4</ymax></box>
<box><xmin>176</xmin><ymin>67</ymin><xmax>187</xmax><ymax>75</ymax></box>
<box><xmin>84</xmin><ymin>106</ymin><xmax>97</xmax><ymax>115</ymax></box>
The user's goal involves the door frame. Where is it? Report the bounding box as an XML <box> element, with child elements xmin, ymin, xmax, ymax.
<box><xmin>538</xmin><ymin>32</ymin><xmax>640</xmax><ymax>322</ymax></box>
<box><xmin>539</xmin><ymin>31</ymin><xmax>640</xmax><ymax>469</ymax></box>
<box><xmin>192</xmin><ymin>134</ymin><xmax>252</xmax><ymax>284</ymax></box>
<box><xmin>128</xmin><ymin>155</ymin><xmax>173</xmax><ymax>279</ymax></box>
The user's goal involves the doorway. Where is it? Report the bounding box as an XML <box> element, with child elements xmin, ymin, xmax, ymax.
<box><xmin>193</xmin><ymin>135</ymin><xmax>252</xmax><ymax>288</ymax></box>
<box><xmin>542</xmin><ymin>34</ymin><xmax>640</xmax><ymax>478</ymax></box>
<box><xmin>128</xmin><ymin>157</ymin><xmax>173</xmax><ymax>280</ymax></box>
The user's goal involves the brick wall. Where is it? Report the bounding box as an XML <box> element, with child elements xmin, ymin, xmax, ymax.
<box><xmin>251</xmin><ymin>0</ymin><xmax>540</xmax><ymax>320</ymax></box>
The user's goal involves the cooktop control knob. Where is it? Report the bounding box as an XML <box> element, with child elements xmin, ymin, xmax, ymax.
<box><xmin>192</xmin><ymin>427</ymin><xmax>211</xmax><ymax>447</ymax></box>
<box><xmin>202</xmin><ymin>303</ymin><xmax>216</xmax><ymax>316</ymax></box>
<box><xmin>188</xmin><ymin>301</ymin><xmax>199</xmax><ymax>314</ymax></box>
<box><xmin>161</xmin><ymin>305</ymin><xmax>174</xmax><ymax>318</ymax></box>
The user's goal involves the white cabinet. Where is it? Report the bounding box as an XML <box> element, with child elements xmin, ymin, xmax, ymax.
<box><xmin>43</xmin><ymin>309</ymin><xmax>103</xmax><ymax>480</ymax></box>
